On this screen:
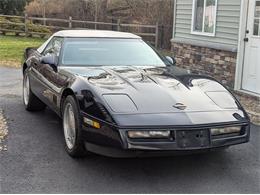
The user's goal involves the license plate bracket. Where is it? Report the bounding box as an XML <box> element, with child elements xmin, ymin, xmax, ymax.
<box><xmin>176</xmin><ymin>129</ymin><xmax>210</xmax><ymax>149</ymax></box>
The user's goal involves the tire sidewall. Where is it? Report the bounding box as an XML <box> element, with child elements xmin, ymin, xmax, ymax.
<box><xmin>62</xmin><ymin>95</ymin><xmax>85</xmax><ymax>156</ymax></box>
<box><xmin>22</xmin><ymin>70</ymin><xmax>46</xmax><ymax>111</ymax></box>
<box><xmin>23</xmin><ymin>70</ymin><xmax>30</xmax><ymax>108</ymax></box>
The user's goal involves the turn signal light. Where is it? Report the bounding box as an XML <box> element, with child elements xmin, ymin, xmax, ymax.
<box><xmin>83</xmin><ymin>117</ymin><xmax>101</xmax><ymax>129</ymax></box>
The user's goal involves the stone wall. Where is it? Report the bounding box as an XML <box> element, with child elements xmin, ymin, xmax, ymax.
<box><xmin>171</xmin><ymin>42</ymin><xmax>237</xmax><ymax>88</ymax></box>
<box><xmin>171</xmin><ymin>41</ymin><xmax>259</xmax><ymax>124</ymax></box>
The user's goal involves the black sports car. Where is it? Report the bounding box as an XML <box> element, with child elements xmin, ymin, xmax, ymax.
<box><xmin>22</xmin><ymin>30</ymin><xmax>250</xmax><ymax>157</ymax></box>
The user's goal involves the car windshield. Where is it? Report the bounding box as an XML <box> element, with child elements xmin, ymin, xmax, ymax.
<box><xmin>61</xmin><ymin>38</ymin><xmax>168</xmax><ymax>66</ymax></box>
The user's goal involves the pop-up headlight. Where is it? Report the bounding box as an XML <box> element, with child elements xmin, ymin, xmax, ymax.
<box><xmin>205</xmin><ymin>91</ymin><xmax>237</xmax><ymax>109</ymax></box>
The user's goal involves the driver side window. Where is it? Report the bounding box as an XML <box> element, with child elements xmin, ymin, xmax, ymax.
<box><xmin>43</xmin><ymin>37</ymin><xmax>63</xmax><ymax>57</ymax></box>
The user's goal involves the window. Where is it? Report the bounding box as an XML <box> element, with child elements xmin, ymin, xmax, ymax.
<box><xmin>43</xmin><ymin>37</ymin><xmax>63</xmax><ymax>56</ymax></box>
<box><xmin>191</xmin><ymin>0</ymin><xmax>217</xmax><ymax>36</ymax></box>
<box><xmin>253</xmin><ymin>0</ymin><xmax>260</xmax><ymax>36</ymax></box>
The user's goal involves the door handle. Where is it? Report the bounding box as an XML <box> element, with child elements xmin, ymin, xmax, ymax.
<box><xmin>244</xmin><ymin>37</ymin><xmax>249</xmax><ymax>42</ymax></box>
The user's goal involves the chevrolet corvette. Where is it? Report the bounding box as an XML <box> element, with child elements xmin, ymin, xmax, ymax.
<box><xmin>22</xmin><ymin>30</ymin><xmax>250</xmax><ymax>157</ymax></box>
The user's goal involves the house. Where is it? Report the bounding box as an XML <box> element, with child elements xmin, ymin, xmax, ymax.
<box><xmin>171</xmin><ymin>0</ymin><xmax>260</xmax><ymax>124</ymax></box>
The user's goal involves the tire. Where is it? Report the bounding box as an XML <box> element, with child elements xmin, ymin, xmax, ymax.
<box><xmin>62</xmin><ymin>95</ymin><xmax>88</xmax><ymax>158</ymax></box>
<box><xmin>23</xmin><ymin>70</ymin><xmax>46</xmax><ymax>111</ymax></box>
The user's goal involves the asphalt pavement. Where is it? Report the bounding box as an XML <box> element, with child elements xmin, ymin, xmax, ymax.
<box><xmin>0</xmin><ymin>67</ymin><xmax>259</xmax><ymax>193</ymax></box>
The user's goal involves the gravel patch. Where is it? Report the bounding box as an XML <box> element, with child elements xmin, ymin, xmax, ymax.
<box><xmin>0</xmin><ymin>109</ymin><xmax>8</xmax><ymax>151</ymax></box>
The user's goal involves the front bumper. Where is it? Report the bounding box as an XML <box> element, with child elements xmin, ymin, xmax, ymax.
<box><xmin>82</xmin><ymin>122</ymin><xmax>250</xmax><ymax>157</ymax></box>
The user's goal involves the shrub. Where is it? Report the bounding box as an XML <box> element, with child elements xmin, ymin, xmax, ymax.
<box><xmin>9</xmin><ymin>17</ymin><xmax>23</xmax><ymax>23</ymax></box>
<box><xmin>27</xmin><ymin>22</ymin><xmax>52</xmax><ymax>34</ymax></box>
<box><xmin>0</xmin><ymin>16</ymin><xmax>51</xmax><ymax>34</ymax></box>
<box><xmin>0</xmin><ymin>17</ymin><xmax>24</xmax><ymax>31</ymax></box>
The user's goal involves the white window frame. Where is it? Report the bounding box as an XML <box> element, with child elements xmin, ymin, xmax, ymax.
<box><xmin>191</xmin><ymin>0</ymin><xmax>218</xmax><ymax>36</ymax></box>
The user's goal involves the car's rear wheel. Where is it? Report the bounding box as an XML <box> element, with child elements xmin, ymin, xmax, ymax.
<box><xmin>23</xmin><ymin>71</ymin><xmax>46</xmax><ymax>111</ymax></box>
<box><xmin>62</xmin><ymin>95</ymin><xmax>88</xmax><ymax>158</ymax></box>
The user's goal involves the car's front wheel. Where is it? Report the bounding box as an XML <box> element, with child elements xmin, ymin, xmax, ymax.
<box><xmin>62</xmin><ymin>95</ymin><xmax>88</xmax><ymax>157</ymax></box>
<box><xmin>23</xmin><ymin>71</ymin><xmax>46</xmax><ymax>111</ymax></box>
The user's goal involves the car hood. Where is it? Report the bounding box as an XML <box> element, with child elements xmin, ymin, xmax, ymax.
<box><xmin>60</xmin><ymin>66</ymin><xmax>239</xmax><ymax>115</ymax></box>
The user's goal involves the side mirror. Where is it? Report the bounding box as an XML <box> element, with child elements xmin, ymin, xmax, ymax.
<box><xmin>41</xmin><ymin>54</ymin><xmax>58</xmax><ymax>66</ymax></box>
<box><xmin>165</xmin><ymin>56</ymin><xmax>176</xmax><ymax>66</ymax></box>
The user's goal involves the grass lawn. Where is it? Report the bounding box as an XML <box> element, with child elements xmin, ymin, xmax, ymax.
<box><xmin>0</xmin><ymin>35</ymin><xmax>45</xmax><ymax>68</ymax></box>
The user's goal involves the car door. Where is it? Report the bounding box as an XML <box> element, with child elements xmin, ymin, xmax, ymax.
<box><xmin>31</xmin><ymin>37</ymin><xmax>66</xmax><ymax>112</ymax></box>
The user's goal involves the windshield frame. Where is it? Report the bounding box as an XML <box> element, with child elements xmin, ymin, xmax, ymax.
<box><xmin>58</xmin><ymin>37</ymin><xmax>171</xmax><ymax>67</ymax></box>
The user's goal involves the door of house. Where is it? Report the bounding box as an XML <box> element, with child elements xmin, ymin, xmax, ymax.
<box><xmin>242</xmin><ymin>0</ymin><xmax>260</xmax><ymax>94</ymax></box>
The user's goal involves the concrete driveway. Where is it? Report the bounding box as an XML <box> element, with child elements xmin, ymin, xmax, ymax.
<box><xmin>0</xmin><ymin>67</ymin><xmax>259</xmax><ymax>193</ymax></box>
